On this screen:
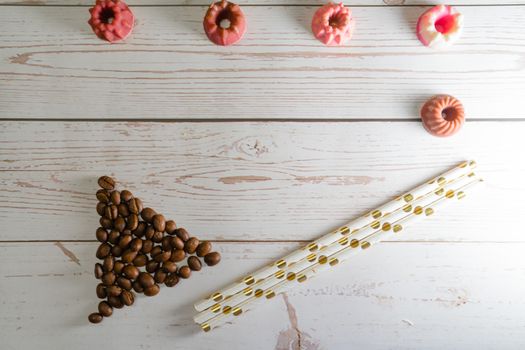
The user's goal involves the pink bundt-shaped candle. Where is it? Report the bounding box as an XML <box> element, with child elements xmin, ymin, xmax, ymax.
<box><xmin>203</xmin><ymin>0</ymin><xmax>246</xmax><ymax>46</ymax></box>
<box><xmin>420</xmin><ymin>95</ymin><xmax>465</xmax><ymax>137</ymax></box>
<box><xmin>88</xmin><ymin>0</ymin><xmax>135</xmax><ymax>42</ymax></box>
<box><xmin>416</xmin><ymin>5</ymin><xmax>463</xmax><ymax>48</ymax></box>
<box><xmin>311</xmin><ymin>3</ymin><xmax>355</xmax><ymax>46</ymax></box>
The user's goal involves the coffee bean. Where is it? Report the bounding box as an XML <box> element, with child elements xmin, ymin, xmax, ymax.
<box><xmin>162</xmin><ymin>261</ymin><xmax>177</xmax><ymax>273</ymax></box>
<box><xmin>120</xmin><ymin>290</ymin><xmax>134</xmax><ymax>306</ymax></box>
<box><xmin>154</xmin><ymin>250</ymin><xmax>171</xmax><ymax>263</ymax></box>
<box><xmin>161</xmin><ymin>236</ymin><xmax>172</xmax><ymax>251</ymax></box>
<box><xmin>132</xmin><ymin>222</ymin><xmax>146</xmax><ymax>238</ymax></box>
<box><xmin>111</xmin><ymin>245</ymin><xmax>123</xmax><ymax>257</ymax></box>
<box><xmin>152</xmin><ymin>231</ymin><xmax>164</xmax><ymax>243</ymax></box>
<box><xmin>107</xmin><ymin>285</ymin><xmax>122</xmax><ymax>297</ymax></box>
<box><xmin>178</xmin><ymin>266</ymin><xmax>191</xmax><ymax>279</ymax></box>
<box><xmin>96</xmin><ymin>202</ymin><xmax>106</xmax><ymax>216</ymax></box>
<box><xmin>137</xmin><ymin>272</ymin><xmax>154</xmax><ymax>288</ymax></box>
<box><xmin>141</xmin><ymin>240</ymin><xmax>153</xmax><ymax>254</ymax></box>
<box><xmin>169</xmin><ymin>236</ymin><xmax>184</xmax><ymax>250</ymax></box>
<box><xmin>128</xmin><ymin>198</ymin><xmax>143</xmax><ymax>215</ymax></box>
<box><xmin>114</xmin><ymin>261</ymin><xmax>125</xmax><ymax>275</ymax></box>
<box><xmin>94</xmin><ymin>263</ymin><xmax>104</xmax><ymax>278</ymax></box>
<box><xmin>184</xmin><ymin>237</ymin><xmax>200</xmax><ymax>254</ymax></box>
<box><xmin>118</xmin><ymin>203</ymin><xmax>130</xmax><ymax>217</ymax></box>
<box><xmin>96</xmin><ymin>283</ymin><xmax>107</xmax><ymax>299</ymax></box>
<box><xmin>96</xmin><ymin>227</ymin><xmax>108</xmax><ymax>243</ymax></box>
<box><xmin>110</xmin><ymin>191</ymin><xmax>121</xmax><ymax>205</ymax></box>
<box><xmin>118</xmin><ymin>234</ymin><xmax>132</xmax><ymax>249</ymax></box>
<box><xmin>132</xmin><ymin>254</ymin><xmax>148</xmax><ymax>267</ymax></box>
<box><xmin>123</xmin><ymin>265</ymin><xmax>139</xmax><ymax>279</ymax></box>
<box><xmin>188</xmin><ymin>256</ymin><xmax>202</xmax><ymax>271</ymax></box>
<box><xmin>107</xmin><ymin>295</ymin><xmax>124</xmax><ymax>309</ymax></box>
<box><xmin>88</xmin><ymin>312</ymin><xmax>103</xmax><ymax>324</ymax></box>
<box><xmin>152</xmin><ymin>214</ymin><xmax>166</xmax><ymax>232</ymax></box>
<box><xmin>146</xmin><ymin>261</ymin><xmax>159</xmax><ymax>273</ymax></box>
<box><xmin>107</xmin><ymin>230</ymin><xmax>120</xmax><ymax>244</ymax></box>
<box><xmin>98</xmin><ymin>176</ymin><xmax>115</xmax><ymax>190</ymax></box>
<box><xmin>170</xmin><ymin>249</ymin><xmax>186</xmax><ymax>262</ymax></box>
<box><xmin>101</xmin><ymin>271</ymin><xmax>116</xmax><ymax>286</ymax></box>
<box><xmin>99</xmin><ymin>217</ymin><xmax>113</xmax><ymax>229</ymax></box>
<box><xmin>122</xmin><ymin>250</ymin><xmax>137</xmax><ymax>264</ymax></box>
<box><xmin>96</xmin><ymin>189</ymin><xmax>110</xmax><ymax>204</ymax></box>
<box><xmin>175</xmin><ymin>228</ymin><xmax>190</xmax><ymax>242</ymax></box>
<box><xmin>196</xmin><ymin>241</ymin><xmax>212</xmax><ymax>257</ymax></box>
<box><xmin>144</xmin><ymin>226</ymin><xmax>155</xmax><ymax>240</ymax></box>
<box><xmin>165</xmin><ymin>220</ymin><xmax>177</xmax><ymax>235</ymax></box>
<box><xmin>204</xmin><ymin>252</ymin><xmax>221</xmax><ymax>266</ymax></box>
<box><xmin>121</xmin><ymin>190</ymin><xmax>133</xmax><ymax>202</ymax></box>
<box><xmin>132</xmin><ymin>281</ymin><xmax>144</xmax><ymax>293</ymax></box>
<box><xmin>150</xmin><ymin>246</ymin><xmax>161</xmax><ymax>257</ymax></box>
<box><xmin>117</xmin><ymin>277</ymin><xmax>132</xmax><ymax>291</ymax></box>
<box><xmin>154</xmin><ymin>270</ymin><xmax>167</xmax><ymax>284</ymax></box>
<box><xmin>140</xmin><ymin>207</ymin><xmax>156</xmax><ymax>222</ymax></box>
<box><xmin>130</xmin><ymin>238</ymin><xmax>143</xmax><ymax>252</ymax></box>
<box><xmin>144</xmin><ymin>284</ymin><xmax>160</xmax><ymax>297</ymax></box>
<box><xmin>96</xmin><ymin>243</ymin><xmax>111</xmax><ymax>259</ymax></box>
<box><xmin>126</xmin><ymin>214</ymin><xmax>139</xmax><ymax>231</ymax></box>
<box><xmin>98</xmin><ymin>301</ymin><xmax>113</xmax><ymax>317</ymax></box>
<box><xmin>104</xmin><ymin>204</ymin><xmax>118</xmax><ymax>220</ymax></box>
<box><xmin>114</xmin><ymin>217</ymin><xmax>126</xmax><ymax>233</ymax></box>
<box><xmin>102</xmin><ymin>256</ymin><xmax>114</xmax><ymax>272</ymax></box>
<box><xmin>164</xmin><ymin>273</ymin><xmax>179</xmax><ymax>287</ymax></box>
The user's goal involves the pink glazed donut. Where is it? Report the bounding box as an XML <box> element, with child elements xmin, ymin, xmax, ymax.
<box><xmin>88</xmin><ymin>0</ymin><xmax>135</xmax><ymax>43</ymax></box>
<box><xmin>203</xmin><ymin>0</ymin><xmax>246</xmax><ymax>46</ymax></box>
<box><xmin>416</xmin><ymin>5</ymin><xmax>463</xmax><ymax>48</ymax></box>
<box><xmin>311</xmin><ymin>3</ymin><xmax>355</xmax><ymax>46</ymax></box>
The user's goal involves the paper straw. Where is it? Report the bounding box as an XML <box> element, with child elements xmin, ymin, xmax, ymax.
<box><xmin>198</xmin><ymin>174</ymin><xmax>482</xmax><ymax>332</ymax></box>
<box><xmin>194</xmin><ymin>170</ymin><xmax>478</xmax><ymax>325</ymax></box>
<box><xmin>194</xmin><ymin>160</ymin><xmax>477</xmax><ymax>312</ymax></box>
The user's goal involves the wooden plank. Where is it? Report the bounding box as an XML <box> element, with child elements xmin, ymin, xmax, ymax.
<box><xmin>0</xmin><ymin>241</ymin><xmax>524</xmax><ymax>349</ymax></box>
<box><xmin>1</xmin><ymin>6</ymin><xmax>524</xmax><ymax>119</ymax></box>
<box><xmin>1</xmin><ymin>0</ymin><xmax>523</xmax><ymax>6</ymax></box>
<box><xmin>1</xmin><ymin>121</ymin><xmax>523</xmax><ymax>242</ymax></box>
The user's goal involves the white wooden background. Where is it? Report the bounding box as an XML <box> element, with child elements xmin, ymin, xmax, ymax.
<box><xmin>1</xmin><ymin>0</ymin><xmax>525</xmax><ymax>349</ymax></box>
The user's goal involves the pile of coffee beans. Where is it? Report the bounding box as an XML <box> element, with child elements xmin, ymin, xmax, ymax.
<box><xmin>88</xmin><ymin>176</ymin><xmax>221</xmax><ymax>324</ymax></box>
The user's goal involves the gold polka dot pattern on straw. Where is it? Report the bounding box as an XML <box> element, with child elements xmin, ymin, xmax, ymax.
<box><xmin>193</xmin><ymin>161</ymin><xmax>479</xmax><ymax>316</ymax></box>
<box><xmin>195</xmin><ymin>169</ymin><xmax>482</xmax><ymax>331</ymax></box>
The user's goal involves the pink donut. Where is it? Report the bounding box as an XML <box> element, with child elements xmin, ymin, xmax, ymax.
<box><xmin>311</xmin><ymin>3</ymin><xmax>355</xmax><ymax>46</ymax></box>
<box><xmin>203</xmin><ymin>0</ymin><xmax>246</xmax><ymax>46</ymax></box>
<box><xmin>416</xmin><ymin>5</ymin><xmax>463</xmax><ymax>48</ymax></box>
<box><xmin>88</xmin><ymin>0</ymin><xmax>135</xmax><ymax>43</ymax></box>
<box><xmin>420</xmin><ymin>95</ymin><xmax>465</xmax><ymax>137</ymax></box>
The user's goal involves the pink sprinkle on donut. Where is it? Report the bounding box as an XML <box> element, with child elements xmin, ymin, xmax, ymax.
<box><xmin>416</xmin><ymin>5</ymin><xmax>463</xmax><ymax>48</ymax></box>
<box><xmin>311</xmin><ymin>2</ymin><xmax>355</xmax><ymax>46</ymax></box>
<box><xmin>203</xmin><ymin>0</ymin><xmax>246</xmax><ymax>46</ymax></box>
<box><xmin>88</xmin><ymin>0</ymin><xmax>135</xmax><ymax>43</ymax></box>
<box><xmin>420</xmin><ymin>95</ymin><xmax>465</xmax><ymax>137</ymax></box>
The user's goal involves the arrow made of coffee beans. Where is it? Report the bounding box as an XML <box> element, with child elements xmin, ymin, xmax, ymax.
<box><xmin>88</xmin><ymin>176</ymin><xmax>221</xmax><ymax>324</ymax></box>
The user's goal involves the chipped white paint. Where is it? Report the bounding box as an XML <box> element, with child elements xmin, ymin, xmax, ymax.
<box><xmin>1</xmin><ymin>6</ymin><xmax>525</xmax><ymax>119</ymax></box>
<box><xmin>1</xmin><ymin>0</ymin><xmax>524</xmax><ymax>348</ymax></box>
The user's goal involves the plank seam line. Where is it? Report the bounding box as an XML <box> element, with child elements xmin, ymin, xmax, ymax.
<box><xmin>1</xmin><ymin>118</ymin><xmax>525</xmax><ymax>123</ymax></box>
<box><xmin>1</xmin><ymin>3</ymin><xmax>524</xmax><ymax>7</ymax></box>
<box><xmin>0</xmin><ymin>240</ymin><xmax>523</xmax><ymax>244</ymax></box>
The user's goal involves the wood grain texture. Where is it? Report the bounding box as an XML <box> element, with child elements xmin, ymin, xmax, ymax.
<box><xmin>1</xmin><ymin>0</ymin><xmax>523</xmax><ymax>6</ymax></box>
<box><xmin>1</xmin><ymin>121</ymin><xmax>523</xmax><ymax>242</ymax></box>
<box><xmin>1</xmin><ymin>6</ymin><xmax>524</xmax><ymax>119</ymax></box>
<box><xmin>0</xmin><ymin>241</ymin><xmax>524</xmax><ymax>349</ymax></box>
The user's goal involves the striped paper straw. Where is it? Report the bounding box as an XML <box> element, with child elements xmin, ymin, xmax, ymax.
<box><xmin>194</xmin><ymin>160</ymin><xmax>477</xmax><ymax>312</ymax></box>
